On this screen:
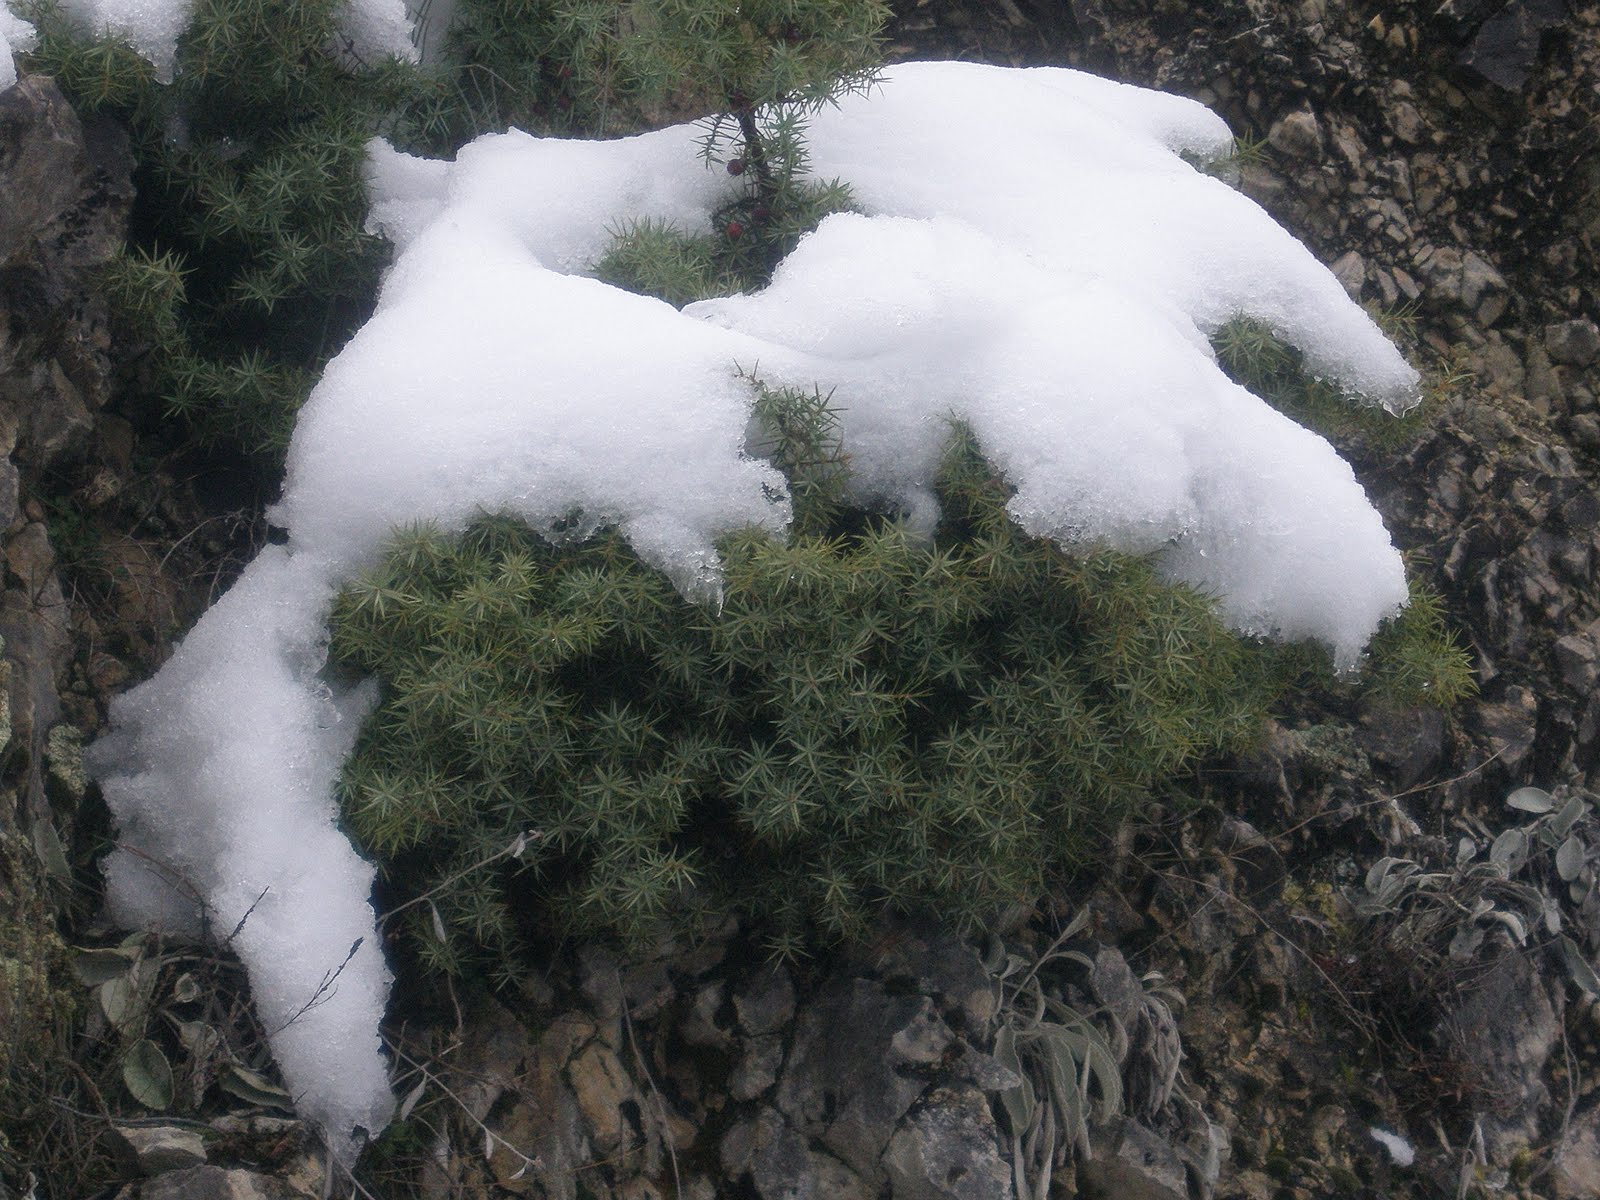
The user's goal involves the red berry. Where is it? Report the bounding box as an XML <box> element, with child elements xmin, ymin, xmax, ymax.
<box><xmin>727</xmin><ymin>157</ymin><xmax>746</xmax><ymax>176</ymax></box>
<box><xmin>726</xmin><ymin>220</ymin><xmax>744</xmax><ymax>240</ymax></box>
<box><xmin>752</xmin><ymin>204</ymin><xmax>771</xmax><ymax>222</ymax></box>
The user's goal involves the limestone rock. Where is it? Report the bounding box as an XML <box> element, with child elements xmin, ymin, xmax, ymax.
<box><xmin>881</xmin><ymin>1087</ymin><xmax>1011</xmax><ymax>1200</ymax></box>
<box><xmin>729</xmin><ymin>1034</ymin><xmax>784</xmax><ymax>1101</ymax></box>
<box><xmin>1472</xmin><ymin>687</ymin><xmax>1539</xmax><ymax>772</ymax></box>
<box><xmin>0</xmin><ymin>72</ymin><xmax>130</xmax><ymax>840</ymax></box>
<box><xmin>1447</xmin><ymin>945</ymin><xmax>1561</xmax><ymax>1157</ymax></box>
<box><xmin>568</xmin><ymin>1039</ymin><xmax>640</xmax><ymax>1159</ymax></box>
<box><xmin>138</xmin><ymin>1166</ymin><xmax>314</xmax><ymax>1200</ymax></box>
<box><xmin>721</xmin><ymin>1110</ymin><xmax>872</xmax><ymax>1200</ymax></box>
<box><xmin>1079</xmin><ymin>1117</ymin><xmax>1189</xmax><ymax>1200</ymax></box>
<box><xmin>734</xmin><ymin>964</ymin><xmax>796</xmax><ymax>1036</ymax></box>
<box><xmin>1549</xmin><ymin>1109</ymin><xmax>1600</xmax><ymax>1200</ymax></box>
<box><xmin>1355</xmin><ymin>706</ymin><xmax>1446</xmax><ymax>791</ymax></box>
<box><xmin>864</xmin><ymin>920</ymin><xmax>997</xmax><ymax>1028</ymax></box>
<box><xmin>113</xmin><ymin>1124</ymin><xmax>208</xmax><ymax>1175</ymax></box>
<box><xmin>1266</xmin><ymin>108</ymin><xmax>1323</xmax><ymax>159</ymax></box>
<box><xmin>1555</xmin><ymin>622</ymin><xmax>1600</xmax><ymax>691</ymax></box>
<box><xmin>679</xmin><ymin>980</ymin><xmax>734</xmax><ymax>1050</ymax></box>
<box><xmin>0</xmin><ymin>79</ymin><xmax>87</xmax><ymax>266</ymax></box>
<box><xmin>1329</xmin><ymin>249</ymin><xmax>1365</xmax><ymax>298</ymax></box>
<box><xmin>1458</xmin><ymin>0</ymin><xmax>1569</xmax><ymax>90</ymax></box>
<box><xmin>1546</xmin><ymin>319</ymin><xmax>1600</xmax><ymax>368</ymax></box>
<box><xmin>776</xmin><ymin>978</ymin><xmax>937</xmax><ymax>1178</ymax></box>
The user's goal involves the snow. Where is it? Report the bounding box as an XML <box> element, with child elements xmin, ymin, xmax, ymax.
<box><xmin>6</xmin><ymin>0</ymin><xmax>415</xmax><ymax>82</ymax></box>
<box><xmin>91</xmin><ymin>60</ymin><xmax>1418</xmax><ymax>1151</ymax></box>
<box><xmin>687</xmin><ymin>213</ymin><xmax>1406</xmax><ymax>655</ymax></box>
<box><xmin>91</xmin><ymin>549</ymin><xmax>391</xmax><ymax>1147</ymax></box>
<box><xmin>1370</xmin><ymin>1127</ymin><xmax>1416</xmax><ymax>1167</ymax></box>
<box><xmin>0</xmin><ymin>2</ymin><xmax>36</xmax><ymax>91</ymax></box>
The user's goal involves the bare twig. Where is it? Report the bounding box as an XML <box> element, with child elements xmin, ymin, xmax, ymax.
<box><xmin>377</xmin><ymin>831</ymin><xmax>541</xmax><ymax>933</ymax></box>
<box><xmin>269</xmin><ymin>939</ymin><xmax>363</xmax><ymax>1036</ymax></box>
<box><xmin>223</xmin><ymin>888</ymin><xmax>270</xmax><ymax>948</ymax></box>
<box><xmin>621</xmin><ymin>990</ymin><xmax>683</xmax><ymax>1199</ymax></box>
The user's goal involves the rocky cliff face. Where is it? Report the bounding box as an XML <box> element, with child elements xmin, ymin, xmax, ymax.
<box><xmin>0</xmin><ymin>75</ymin><xmax>131</xmax><ymax>871</ymax></box>
<box><xmin>4</xmin><ymin>2</ymin><xmax>1600</xmax><ymax>1198</ymax></box>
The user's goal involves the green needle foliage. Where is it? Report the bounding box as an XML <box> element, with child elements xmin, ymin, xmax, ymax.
<box><xmin>22</xmin><ymin>0</ymin><xmax>888</xmax><ymax>458</ymax></box>
<box><xmin>444</xmin><ymin>0</ymin><xmax>887</xmax><ymax>137</ymax></box>
<box><xmin>25</xmin><ymin>0</ymin><xmax>419</xmax><ymax>456</ymax></box>
<box><xmin>1361</xmin><ymin>574</ymin><xmax>1477</xmax><ymax>710</ymax></box>
<box><xmin>1212</xmin><ymin>315</ymin><xmax>1431</xmax><ymax>450</ymax></box>
<box><xmin>330</xmin><ymin>402</ymin><xmax>1274</xmax><ymax>975</ymax></box>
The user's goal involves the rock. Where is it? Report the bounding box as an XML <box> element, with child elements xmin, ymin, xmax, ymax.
<box><xmin>4</xmin><ymin>521</ymin><xmax>54</xmax><ymax>596</ymax></box>
<box><xmin>1458</xmin><ymin>251</ymin><xmax>1506</xmax><ymax>313</ymax></box>
<box><xmin>1418</xmin><ymin>245</ymin><xmax>1464</xmax><ymax>303</ymax></box>
<box><xmin>0</xmin><ymin>79</ymin><xmax>88</xmax><ymax>265</ymax></box>
<box><xmin>458</xmin><ymin>1012</ymin><xmax>598</xmax><ymax>1199</ymax></box>
<box><xmin>138</xmin><ymin>1166</ymin><xmax>314</xmax><ymax>1200</ymax></box>
<box><xmin>1473</xmin><ymin>686</ymin><xmax>1539</xmax><ymax>772</ymax></box>
<box><xmin>1329</xmin><ymin>249</ymin><xmax>1365</xmax><ymax>298</ymax></box>
<box><xmin>449</xmin><ymin>999</ymin><xmax>534</xmax><ymax>1124</ymax></box>
<box><xmin>568</xmin><ymin>1039</ymin><xmax>642</xmax><ymax>1158</ymax></box>
<box><xmin>680</xmin><ymin>980</ymin><xmax>734</xmax><ymax>1049</ymax></box>
<box><xmin>776</xmin><ymin>978</ymin><xmax>939</xmax><ymax>1179</ymax></box>
<box><xmin>946</xmin><ymin>1042</ymin><xmax>1020</xmax><ymax>1093</ymax></box>
<box><xmin>863</xmin><ymin>920</ymin><xmax>997</xmax><ymax>1028</ymax></box>
<box><xmin>891</xmin><ymin>997</ymin><xmax>955</xmax><ymax>1065</ymax></box>
<box><xmin>729</xmin><ymin>1034</ymin><xmax>784</xmax><ymax>1101</ymax></box>
<box><xmin>1458</xmin><ymin>0</ymin><xmax>1569</xmax><ymax>91</ymax></box>
<box><xmin>576</xmin><ymin>944</ymin><xmax>625</xmax><ymax>1020</ymax></box>
<box><xmin>0</xmin><ymin>72</ymin><xmax>128</xmax><ymax>840</ymax></box>
<box><xmin>1266</xmin><ymin>108</ymin><xmax>1324</xmax><ymax>159</ymax></box>
<box><xmin>1387</xmin><ymin>98</ymin><xmax>1424</xmax><ymax>145</ymax></box>
<box><xmin>1356</xmin><ymin>706</ymin><xmax>1446</xmax><ymax>791</ymax></box>
<box><xmin>1079</xmin><ymin>1117</ymin><xmax>1190</xmax><ymax>1200</ymax></box>
<box><xmin>202</xmin><ymin>1117</ymin><xmax>324</xmax><ymax>1198</ymax></box>
<box><xmin>1524</xmin><ymin>343</ymin><xmax>1566</xmax><ymax>414</ymax></box>
<box><xmin>734</xmin><ymin>964</ymin><xmax>796</xmax><ymax>1036</ymax></box>
<box><xmin>1087</xmin><ymin>947</ymin><xmax>1181</xmax><ymax>1120</ymax></box>
<box><xmin>1549</xmin><ymin>1109</ymin><xmax>1600</xmax><ymax>1200</ymax></box>
<box><xmin>1546</xmin><ymin>319</ymin><xmax>1600</xmax><ymax>368</ymax></box>
<box><xmin>1555</xmin><ymin>622</ymin><xmax>1600</xmax><ymax>691</ymax></box>
<box><xmin>1447</xmin><ymin>944</ymin><xmax>1561</xmax><ymax>1156</ymax></box>
<box><xmin>45</xmin><ymin>723</ymin><xmax>87</xmax><ymax>803</ymax></box>
<box><xmin>72</xmin><ymin>535</ymin><xmax>182</xmax><ymax>656</ymax></box>
<box><xmin>721</xmin><ymin>1110</ymin><xmax>872</xmax><ymax>1200</ymax></box>
<box><xmin>113</xmin><ymin>1124</ymin><xmax>208</xmax><ymax>1175</ymax></box>
<box><xmin>1088</xmin><ymin>947</ymin><xmax>1146</xmax><ymax>1067</ymax></box>
<box><xmin>881</xmin><ymin>1087</ymin><xmax>1012</xmax><ymax>1200</ymax></box>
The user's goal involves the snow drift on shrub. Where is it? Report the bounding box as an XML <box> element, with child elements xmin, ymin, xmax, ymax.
<box><xmin>0</xmin><ymin>0</ymin><xmax>415</xmax><ymax>82</ymax></box>
<box><xmin>91</xmin><ymin>61</ymin><xmax>1417</xmax><ymax>1152</ymax></box>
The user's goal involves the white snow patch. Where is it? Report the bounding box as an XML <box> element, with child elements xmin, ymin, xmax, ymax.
<box><xmin>92</xmin><ymin>61</ymin><xmax>1418</xmax><ymax>1152</ymax></box>
<box><xmin>1</xmin><ymin>2</ymin><xmax>37</xmax><ymax>91</ymax></box>
<box><xmin>36</xmin><ymin>0</ymin><xmax>414</xmax><ymax>81</ymax></box>
<box><xmin>686</xmin><ymin>213</ymin><xmax>1406</xmax><ymax>655</ymax></box>
<box><xmin>1370</xmin><ymin>1127</ymin><xmax>1416</xmax><ymax>1167</ymax></box>
<box><xmin>332</xmin><ymin>0</ymin><xmax>416</xmax><ymax>69</ymax></box>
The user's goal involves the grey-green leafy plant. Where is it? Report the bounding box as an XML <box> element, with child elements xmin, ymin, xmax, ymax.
<box><xmin>985</xmin><ymin>912</ymin><xmax>1129</xmax><ymax>1200</ymax></box>
<box><xmin>1349</xmin><ymin>784</ymin><xmax>1600</xmax><ymax>1000</ymax></box>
